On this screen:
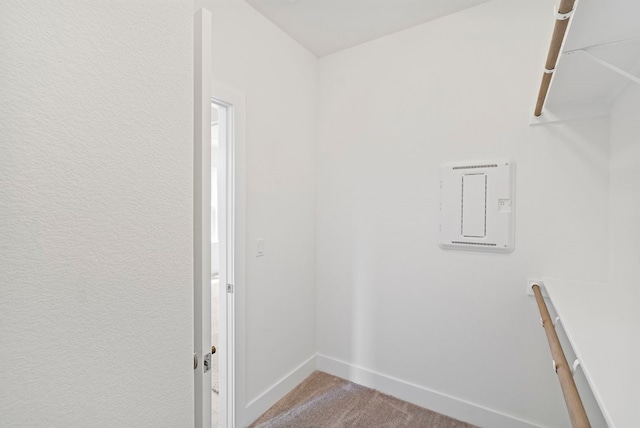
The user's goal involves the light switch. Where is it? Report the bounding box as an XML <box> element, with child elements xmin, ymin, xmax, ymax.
<box><xmin>256</xmin><ymin>239</ymin><xmax>264</xmax><ymax>257</ymax></box>
<box><xmin>461</xmin><ymin>173</ymin><xmax>486</xmax><ymax>238</ymax></box>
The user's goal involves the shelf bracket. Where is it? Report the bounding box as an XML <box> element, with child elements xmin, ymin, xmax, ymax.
<box><xmin>574</xmin><ymin>49</ymin><xmax>640</xmax><ymax>85</ymax></box>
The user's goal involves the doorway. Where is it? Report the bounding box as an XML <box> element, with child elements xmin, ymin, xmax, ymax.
<box><xmin>194</xmin><ymin>10</ymin><xmax>244</xmax><ymax>428</ymax></box>
<box><xmin>210</xmin><ymin>99</ymin><xmax>231</xmax><ymax>428</ymax></box>
<box><xmin>210</xmin><ymin>84</ymin><xmax>246</xmax><ymax>427</ymax></box>
<box><xmin>195</xmin><ymin>92</ymin><xmax>239</xmax><ymax>428</ymax></box>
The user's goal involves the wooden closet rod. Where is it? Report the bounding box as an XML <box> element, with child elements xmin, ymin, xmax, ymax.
<box><xmin>533</xmin><ymin>0</ymin><xmax>577</xmax><ymax>117</ymax></box>
<box><xmin>532</xmin><ymin>284</ymin><xmax>590</xmax><ymax>428</ymax></box>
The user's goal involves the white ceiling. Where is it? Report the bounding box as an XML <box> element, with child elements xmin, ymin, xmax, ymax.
<box><xmin>244</xmin><ymin>0</ymin><xmax>493</xmax><ymax>57</ymax></box>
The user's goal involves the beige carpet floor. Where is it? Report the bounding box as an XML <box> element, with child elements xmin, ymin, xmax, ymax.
<box><xmin>249</xmin><ymin>371</ymin><xmax>477</xmax><ymax>428</ymax></box>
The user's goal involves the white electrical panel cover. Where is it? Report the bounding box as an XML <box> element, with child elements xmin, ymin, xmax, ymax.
<box><xmin>438</xmin><ymin>160</ymin><xmax>515</xmax><ymax>253</ymax></box>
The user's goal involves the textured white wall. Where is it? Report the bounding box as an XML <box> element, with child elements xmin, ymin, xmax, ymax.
<box><xmin>609</xmin><ymin>84</ymin><xmax>640</xmax><ymax>294</ymax></box>
<box><xmin>0</xmin><ymin>1</ymin><xmax>194</xmax><ymax>427</ymax></box>
<box><xmin>316</xmin><ymin>0</ymin><xmax>610</xmax><ymax>426</ymax></box>
<box><xmin>195</xmin><ymin>0</ymin><xmax>318</xmax><ymax>424</ymax></box>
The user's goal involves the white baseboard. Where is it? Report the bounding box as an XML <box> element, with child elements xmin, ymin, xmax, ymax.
<box><xmin>316</xmin><ymin>354</ymin><xmax>541</xmax><ymax>428</ymax></box>
<box><xmin>243</xmin><ymin>353</ymin><xmax>541</xmax><ymax>428</ymax></box>
<box><xmin>244</xmin><ymin>354</ymin><xmax>317</xmax><ymax>427</ymax></box>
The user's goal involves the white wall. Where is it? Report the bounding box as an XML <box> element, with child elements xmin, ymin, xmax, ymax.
<box><xmin>316</xmin><ymin>0</ymin><xmax>610</xmax><ymax>426</ymax></box>
<box><xmin>0</xmin><ymin>1</ymin><xmax>194</xmax><ymax>427</ymax></box>
<box><xmin>1</xmin><ymin>0</ymin><xmax>624</xmax><ymax>426</ymax></box>
<box><xmin>609</xmin><ymin>83</ymin><xmax>640</xmax><ymax>295</ymax></box>
<box><xmin>195</xmin><ymin>0</ymin><xmax>318</xmax><ymax>424</ymax></box>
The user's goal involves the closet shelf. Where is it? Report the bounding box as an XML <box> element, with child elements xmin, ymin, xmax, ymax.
<box><xmin>531</xmin><ymin>0</ymin><xmax>640</xmax><ymax>124</ymax></box>
<box><xmin>536</xmin><ymin>278</ymin><xmax>640</xmax><ymax>427</ymax></box>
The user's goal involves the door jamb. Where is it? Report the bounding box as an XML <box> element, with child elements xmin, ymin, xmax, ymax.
<box><xmin>212</xmin><ymin>82</ymin><xmax>246</xmax><ymax>428</ymax></box>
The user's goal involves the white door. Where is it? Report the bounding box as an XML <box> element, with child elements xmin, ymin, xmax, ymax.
<box><xmin>194</xmin><ymin>8</ymin><xmax>212</xmax><ymax>428</ymax></box>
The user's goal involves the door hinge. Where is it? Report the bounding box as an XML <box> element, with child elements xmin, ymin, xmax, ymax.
<box><xmin>227</xmin><ymin>283</ymin><xmax>234</xmax><ymax>293</ymax></box>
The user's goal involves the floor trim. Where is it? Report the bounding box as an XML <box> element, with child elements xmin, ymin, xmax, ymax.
<box><xmin>244</xmin><ymin>354</ymin><xmax>317</xmax><ymax>426</ymax></box>
<box><xmin>316</xmin><ymin>353</ymin><xmax>541</xmax><ymax>428</ymax></box>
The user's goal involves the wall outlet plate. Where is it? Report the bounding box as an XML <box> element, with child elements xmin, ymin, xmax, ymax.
<box><xmin>526</xmin><ymin>279</ymin><xmax>546</xmax><ymax>297</ymax></box>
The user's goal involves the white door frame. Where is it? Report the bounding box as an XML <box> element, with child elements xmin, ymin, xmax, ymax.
<box><xmin>213</xmin><ymin>83</ymin><xmax>247</xmax><ymax>428</ymax></box>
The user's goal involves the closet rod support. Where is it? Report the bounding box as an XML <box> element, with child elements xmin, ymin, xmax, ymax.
<box><xmin>554</xmin><ymin>5</ymin><xmax>574</xmax><ymax>20</ymax></box>
<box><xmin>572</xmin><ymin>359</ymin><xmax>582</xmax><ymax>375</ymax></box>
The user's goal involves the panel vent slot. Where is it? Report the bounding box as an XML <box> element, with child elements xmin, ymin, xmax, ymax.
<box><xmin>452</xmin><ymin>164</ymin><xmax>498</xmax><ymax>170</ymax></box>
<box><xmin>451</xmin><ymin>241</ymin><xmax>497</xmax><ymax>247</ymax></box>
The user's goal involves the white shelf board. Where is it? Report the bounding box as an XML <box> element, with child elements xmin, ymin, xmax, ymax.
<box><xmin>541</xmin><ymin>278</ymin><xmax>640</xmax><ymax>428</ymax></box>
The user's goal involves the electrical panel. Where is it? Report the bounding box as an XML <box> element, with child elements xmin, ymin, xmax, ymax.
<box><xmin>438</xmin><ymin>160</ymin><xmax>515</xmax><ymax>253</ymax></box>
